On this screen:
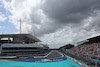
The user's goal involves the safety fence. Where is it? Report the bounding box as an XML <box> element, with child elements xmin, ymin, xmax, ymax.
<box><xmin>65</xmin><ymin>52</ymin><xmax>100</xmax><ymax>67</ymax></box>
<box><xmin>65</xmin><ymin>55</ymin><xmax>90</xmax><ymax>67</ymax></box>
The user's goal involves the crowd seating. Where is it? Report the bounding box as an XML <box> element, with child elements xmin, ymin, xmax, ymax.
<box><xmin>66</xmin><ymin>43</ymin><xmax>100</xmax><ymax>60</ymax></box>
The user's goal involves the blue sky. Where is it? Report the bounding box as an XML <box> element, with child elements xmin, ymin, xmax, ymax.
<box><xmin>0</xmin><ymin>0</ymin><xmax>17</xmax><ymax>34</ymax></box>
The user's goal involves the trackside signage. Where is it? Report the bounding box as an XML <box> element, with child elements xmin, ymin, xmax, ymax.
<box><xmin>13</xmin><ymin>57</ymin><xmax>67</xmax><ymax>62</ymax></box>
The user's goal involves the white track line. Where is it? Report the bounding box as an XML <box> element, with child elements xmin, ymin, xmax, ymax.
<box><xmin>55</xmin><ymin>50</ymin><xmax>64</xmax><ymax>57</ymax></box>
<box><xmin>35</xmin><ymin>50</ymin><xmax>64</xmax><ymax>58</ymax></box>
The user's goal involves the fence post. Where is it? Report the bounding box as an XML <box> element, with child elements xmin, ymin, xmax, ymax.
<box><xmin>95</xmin><ymin>62</ymin><xmax>97</xmax><ymax>67</ymax></box>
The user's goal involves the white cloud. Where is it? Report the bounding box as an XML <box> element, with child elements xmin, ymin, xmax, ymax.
<box><xmin>2</xmin><ymin>0</ymin><xmax>100</xmax><ymax>48</ymax></box>
<box><xmin>0</xmin><ymin>26</ymin><xmax>5</xmax><ymax>29</ymax></box>
<box><xmin>0</xmin><ymin>4</ymin><xmax>2</xmax><ymax>8</ymax></box>
<box><xmin>0</xmin><ymin>12</ymin><xmax>6</xmax><ymax>21</ymax></box>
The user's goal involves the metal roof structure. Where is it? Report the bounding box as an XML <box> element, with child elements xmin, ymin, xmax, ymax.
<box><xmin>77</xmin><ymin>40</ymin><xmax>89</xmax><ymax>45</ymax></box>
<box><xmin>87</xmin><ymin>35</ymin><xmax>100</xmax><ymax>41</ymax></box>
<box><xmin>0</xmin><ymin>34</ymin><xmax>41</xmax><ymax>43</ymax></box>
<box><xmin>77</xmin><ymin>35</ymin><xmax>100</xmax><ymax>45</ymax></box>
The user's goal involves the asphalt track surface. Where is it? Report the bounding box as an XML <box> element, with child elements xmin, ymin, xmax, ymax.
<box><xmin>0</xmin><ymin>50</ymin><xmax>80</xmax><ymax>67</ymax></box>
<box><xmin>9</xmin><ymin>50</ymin><xmax>63</xmax><ymax>61</ymax></box>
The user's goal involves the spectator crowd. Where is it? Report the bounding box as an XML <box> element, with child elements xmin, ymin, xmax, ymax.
<box><xmin>66</xmin><ymin>43</ymin><xmax>100</xmax><ymax>60</ymax></box>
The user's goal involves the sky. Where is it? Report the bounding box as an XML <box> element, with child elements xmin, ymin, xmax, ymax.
<box><xmin>0</xmin><ymin>0</ymin><xmax>100</xmax><ymax>48</ymax></box>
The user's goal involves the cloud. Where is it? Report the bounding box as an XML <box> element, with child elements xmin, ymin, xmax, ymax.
<box><xmin>0</xmin><ymin>12</ymin><xmax>6</xmax><ymax>21</ymax></box>
<box><xmin>2</xmin><ymin>0</ymin><xmax>100</xmax><ymax>48</ymax></box>
<box><xmin>0</xmin><ymin>26</ymin><xmax>5</xmax><ymax>29</ymax></box>
<box><xmin>42</xmin><ymin>0</ymin><xmax>100</xmax><ymax>23</ymax></box>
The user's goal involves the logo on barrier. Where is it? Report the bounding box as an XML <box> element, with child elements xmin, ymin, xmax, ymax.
<box><xmin>14</xmin><ymin>57</ymin><xmax>67</xmax><ymax>62</ymax></box>
<box><xmin>42</xmin><ymin>59</ymin><xmax>51</xmax><ymax>62</ymax></box>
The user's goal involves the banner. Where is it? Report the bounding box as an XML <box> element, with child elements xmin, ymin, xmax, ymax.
<box><xmin>13</xmin><ymin>57</ymin><xmax>67</xmax><ymax>62</ymax></box>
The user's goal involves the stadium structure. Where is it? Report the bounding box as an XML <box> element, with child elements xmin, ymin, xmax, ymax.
<box><xmin>0</xmin><ymin>34</ymin><xmax>49</xmax><ymax>55</ymax></box>
<box><xmin>66</xmin><ymin>35</ymin><xmax>100</xmax><ymax>67</ymax></box>
<box><xmin>0</xmin><ymin>34</ymin><xmax>69</xmax><ymax>67</ymax></box>
<box><xmin>1</xmin><ymin>34</ymin><xmax>99</xmax><ymax>67</ymax></box>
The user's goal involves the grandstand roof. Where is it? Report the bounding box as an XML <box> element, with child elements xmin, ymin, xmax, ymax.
<box><xmin>77</xmin><ymin>40</ymin><xmax>89</xmax><ymax>45</ymax></box>
<box><xmin>59</xmin><ymin>44</ymin><xmax>74</xmax><ymax>49</ymax></box>
<box><xmin>0</xmin><ymin>34</ymin><xmax>41</xmax><ymax>42</ymax></box>
<box><xmin>77</xmin><ymin>35</ymin><xmax>100</xmax><ymax>45</ymax></box>
<box><xmin>87</xmin><ymin>35</ymin><xmax>100</xmax><ymax>40</ymax></box>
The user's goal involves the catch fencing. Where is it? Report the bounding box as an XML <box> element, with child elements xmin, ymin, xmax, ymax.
<box><xmin>64</xmin><ymin>52</ymin><xmax>100</xmax><ymax>67</ymax></box>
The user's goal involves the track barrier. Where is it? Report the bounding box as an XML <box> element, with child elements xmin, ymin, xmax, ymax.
<box><xmin>13</xmin><ymin>56</ymin><xmax>67</xmax><ymax>62</ymax></box>
<box><xmin>64</xmin><ymin>52</ymin><xmax>100</xmax><ymax>67</ymax></box>
<box><xmin>65</xmin><ymin>55</ymin><xmax>90</xmax><ymax>67</ymax></box>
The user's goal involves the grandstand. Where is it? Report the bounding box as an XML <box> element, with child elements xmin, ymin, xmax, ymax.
<box><xmin>66</xmin><ymin>35</ymin><xmax>100</xmax><ymax>66</ymax></box>
<box><xmin>73</xmin><ymin>36</ymin><xmax>100</xmax><ymax>59</ymax></box>
<box><xmin>0</xmin><ymin>34</ymin><xmax>49</xmax><ymax>55</ymax></box>
<box><xmin>0</xmin><ymin>34</ymin><xmax>90</xmax><ymax>67</ymax></box>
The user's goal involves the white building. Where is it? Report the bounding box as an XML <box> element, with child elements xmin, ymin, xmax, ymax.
<box><xmin>0</xmin><ymin>34</ymin><xmax>49</xmax><ymax>55</ymax></box>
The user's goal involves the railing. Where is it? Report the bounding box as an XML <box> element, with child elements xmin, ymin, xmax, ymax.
<box><xmin>2</xmin><ymin>49</ymin><xmax>39</xmax><ymax>52</ymax></box>
<box><xmin>64</xmin><ymin>52</ymin><xmax>100</xmax><ymax>67</ymax></box>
